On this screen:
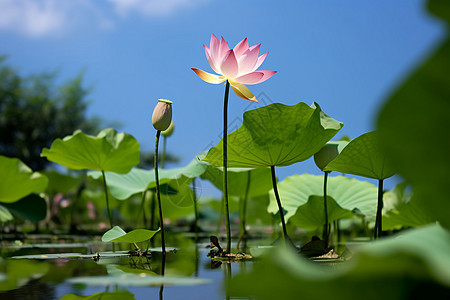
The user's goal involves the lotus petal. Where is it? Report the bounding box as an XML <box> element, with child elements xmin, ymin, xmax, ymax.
<box><xmin>238</xmin><ymin>44</ymin><xmax>261</xmax><ymax>76</ymax></box>
<box><xmin>229</xmin><ymin>81</ymin><xmax>258</xmax><ymax>102</ymax></box>
<box><xmin>220</xmin><ymin>50</ymin><xmax>239</xmax><ymax>78</ymax></box>
<box><xmin>218</xmin><ymin>36</ymin><xmax>230</xmax><ymax>63</ymax></box>
<box><xmin>235</xmin><ymin>71</ymin><xmax>265</xmax><ymax>85</ymax></box>
<box><xmin>233</xmin><ymin>37</ymin><xmax>249</xmax><ymax>57</ymax></box>
<box><xmin>204</xmin><ymin>45</ymin><xmax>220</xmax><ymax>74</ymax></box>
<box><xmin>210</xmin><ymin>34</ymin><xmax>220</xmax><ymax>63</ymax></box>
<box><xmin>253</xmin><ymin>52</ymin><xmax>268</xmax><ymax>71</ymax></box>
<box><xmin>191</xmin><ymin>68</ymin><xmax>226</xmax><ymax>84</ymax></box>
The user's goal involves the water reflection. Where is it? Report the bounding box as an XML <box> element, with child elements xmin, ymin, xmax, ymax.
<box><xmin>0</xmin><ymin>235</ymin><xmax>253</xmax><ymax>300</ymax></box>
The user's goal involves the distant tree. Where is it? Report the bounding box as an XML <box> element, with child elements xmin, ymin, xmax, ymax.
<box><xmin>0</xmin><ymin>57</ymin><xmax>101</xmax><ymax>170</ymax></box>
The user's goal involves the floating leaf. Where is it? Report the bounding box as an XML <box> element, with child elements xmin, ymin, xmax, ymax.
<box><xmin>268</xmin><ymin>174</ymin><xmax>378</xmax><ymax>221</ymax></box>
<box><xmin>229</xmin><ymin>225</ymin><xmax>450</xmax><ymax>299</ymax></box>
<box><xmin>60</xmin><ymin>291</ymin><xmax>136</xmax><ymax>300</ymax></box>
<box><xmin>203</xmin><ymin>102</ymin><xmax>343</xmax><ymax>168</ymax></box>
<box><xmin>377</xmin><ymin>2</ymin><xmax>450</xmax><ymax>228</ymax></box>
<box><xmin>2</xmin><ymin>193</ymin><xmax>47</xmax><ymax>222</ymax></box>
<box><xmin>0</xmin><ymin>156</ymin><xmax>48</xmax><ymax>203</ymax></box>
<box><xmin>101</xmin><ymin>226</ymin><xmax>159</xmax><ymax>243</ymax></box>
<box><xmin>67</xmin><ymin>274</ymin><xmax>210</xmax><ymax>287</ymax></box>
<box><xmin>324</xmin><ymin>131</ymin><xmax>396</xmax><ymax>180</ymax></box>
<box><xmin>41</xmin><ymin>128</ymin><xmax>140</xmax><ymax>173</ymax></box>
<box><xmin>290</xmin><ymin>195</ymin><xmax>354</xmax><ymax>230</ymax></box>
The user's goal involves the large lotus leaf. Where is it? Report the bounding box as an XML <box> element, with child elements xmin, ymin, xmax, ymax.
<box><xmin>382</xmin><ymin>183</ymin><xmax>435</xmax><ymax>230</ymax></box>
<box><xmin>0</xmin><ymin>156</ymin><xmax>48</xmax><ymax>203</ymax></box>
<box><xmin>201</xmin><ymin>166</ymin><xmax>272</xmax><ymax>198</ymax></box>
<box><xmin>88</xmin><ymin>156</ymin><xmax>207</xmax><ymax>200</ymax></box>
<box><xmin>43</xmin><ymin>171</ymin><xmax>82</xmax><ymax>195</ymax></box>
<box><xmin>60</xmin><ymin>291</ymin><xmax>136</xmax><ymax>300</ymax></box>
<box><xmin>203</xmin><ymin>102</ymin><xmax>343</xmax><ymax>168</ymax></box>
<box><xmin>290</xmin><ymin>195</ymin><xmax>355</xmax><ymax>230</ymax></box>
<box><xmin>0</xmin><ymin>205</ymin><xmax>13</xmax><ymax>222</ymax></box>
<box><xmin>2</xmin><ymin>194</ymin><xmax>47</xmax><ymax>222</ymax></box>
<box><xmin>268</xmin><ymin>174</ymin><xmax>378</xmax><ymax>221</ymax></box>
<box><xmin>102</xmin><ymin>226</ymin><xmax>159</xmax><ymax>243</ymax></box>
<box><xmin>377</xmin><ymin>3</ymin><xmax>450</xmax><ymax>228</ymax></box>
<box><xmin>41</xmin><ymin>128</ymin><xmax>140</xmax><ymax>173</ymax></box>
<box><xmin>324</xmin><ymin>131</ymin><xmax>396</xmax><ymax>180</ymax></box>
<box><xmin>229</xmin><ymin>224</ymin><xmax>450</xmax><ymax>299</ymax></box>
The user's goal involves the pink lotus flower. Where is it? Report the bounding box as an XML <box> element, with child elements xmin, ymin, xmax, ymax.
<box><xmin>192</xmin><ymin>34</ymin><xmax>276</xmax><ymax>102</ymax></box>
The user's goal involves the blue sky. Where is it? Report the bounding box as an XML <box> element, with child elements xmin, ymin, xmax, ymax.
<box><xmin>0</xmin><ymin>0</ymin><xmax>445</xmax><ymax>196</ymax></box>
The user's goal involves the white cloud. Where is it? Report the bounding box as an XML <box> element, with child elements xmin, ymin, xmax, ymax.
<box><xmin>0</xmin><ymin>0</ymin><xmax>206</xmax><ymax>38</ymax></box>
<box><xmin>107</xmin><ymin>0</ymin><xmax>207</xmax><ymax>17</ymax></box>
<box><xmin>0</xmin><ymin>0</ymin><xmax>68</xmax><ymax>37</ymax></box>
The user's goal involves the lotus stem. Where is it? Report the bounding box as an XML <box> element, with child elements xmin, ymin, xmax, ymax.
<box><xmin>223</xmin><ymin>80</ymin><xmax>231</xmax><ymax>253</ymax></box>
<box><xmin>192</xmin><ymin>177</ymin><xmax>199</xmax><ymax>241</ymax></box>
<box><xmin>101</xmin><ymin>170</ymin><xmax>113</xmax><ymax>229</ymax></box>
<box><xmin>374</xmin><ymin>179</ymin><xmax>384</xmax><ymax>239</ymax></box>
<box><xmin>154</xmin><ymin>130</ymin><xmax>166</xmax><ymax>255</ymax></box>
<box><xmin>238</xmin><ymin>170</ymin><xmax>251</xmax><ymax>250</ymax></box>
<box><xmin>270</xmin><ymin>166</ymin><xmax>289</xmax><ymax>246</ymax></box>
<box><xmin>137</xmin><ymin>190</ymin><xmax>148</xmax><ymax>227</ymax></box>
<box><xmin>161</xmin><ymin>135</ymin><xmax>167</xmax><ymax>168</ymax></box>
<box><xmin>323</xmin><ymin>171</ymin><xmax>329</xmax><ymax>246</ymax></box>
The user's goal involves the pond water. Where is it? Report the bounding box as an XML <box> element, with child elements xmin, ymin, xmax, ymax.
<box><xmin>0</xmin><ymin>234</ymin><xmax>254</xmax><ymax>300</ymax></box>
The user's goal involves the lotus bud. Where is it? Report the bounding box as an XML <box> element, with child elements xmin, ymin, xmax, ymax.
<box><xmin>152</xmin><ymin>99</ymin><xmax>173</xmax><ymax>131</ymax></box>
<box><xmin>161</xmin><ymin>121</ymin><xmax>175</xmax><ymax>137</ymax></box>
<box><xmin>314</xmin><ymin>143</ymin><xmax>339</xmax><ymax>171</ymax></box>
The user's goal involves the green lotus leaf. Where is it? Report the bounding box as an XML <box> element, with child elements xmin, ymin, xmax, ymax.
<box><xmin>201</xmin><ymin>166</ymin><xmax>272</xmax><ymax>197</ymax></box>
<box><xmin>290</xmin><ymin>195</ymin><xmax>355</xmax><ymax>230</ymax></box>
<box><xmin>324</xmin><ymin>131</ymin><xmax>396</xmax><ymax>180</ymax></box>
<box><xmin>0</xmin><ymin>156</ymin><xmax>48</xmax><ymax>203</ymax></box>
<box><xmin>268</xmin><ymin>174</ymin><xmax>378</xmax><ymax>221</ymax></box>
<box><xmin>43</xmin><ymin>171</ymin><xmax>82</xmax><ymax>195</ymax></box>
<box><xmin>2</xmin><ymin>193</ymin><xmax>47</xmax><ymax>222</ymax></box>
<box><xmin>60</xmin><ymin>291</ymin><xmax>136</xmax><ymax>300</ymax></box>
<box><xmin>377</xmin><ymin>2</ymin><xmax>450</xmax><ymax>228</ymax></box>
<box><xmin>101</xmin><ymin>226</ymin><xmax>160</xmax><ymax>243</ymax></box>
<box><xmin>229</xmin><ymin>224</ymin><xmax>450</xmax><ymax>299</ymax></box>
<box><xmin>203</xmin><ymin>102</ymin><xmax>343</xmax><ymax>168</ymax></box>
<box><xmin>382</xmin><ymin>182</ymin><xmax>435</xmax><ymax>230</ymax></box>
<box><xmin>88</xmin><ymin>155</ymin><xmax>207</xmax><ymax>200</ymax></box>
<box><xmin>0</xmin><ymin>205</ymin><xmax>13</xmax><ymax>222</ymax></box>
<box><xmin>41</xmin><ymin>128</ymin><xmax>140</xmax><ymax>173</ymax></box>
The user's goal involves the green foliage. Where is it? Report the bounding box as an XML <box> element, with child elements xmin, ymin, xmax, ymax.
<box><xmin>0</xmin><ymin>58</ymin><xmax>100</xmax><ymax>170</ymax></box>
<box><xmin>324</xmin><ymin>131</ymin><xmax>396</xmax><ymax>180</ymax></box>
<box><xmin>44</xmin><ymin>171</ymin><xmax>82</xmax><ymax>195</ymax></box>
<box><xmin>1</xmin><ymin>194</ymin><xmax>47</xmax><ymax>222</ymax></box>
<box><xmin>41</xmin><ymin>128</ymin><xmax>140</xmax><ymax>173</ymax></box>
<box><xmin>201</xmin><ymin>166</ymin><xmax>272</xmax><ymax>198</ymax></box>
<box><xmin>228</xmin><ymin>225</ymin><xmax>450</xmax><ymax>300</ymax></box>
<box><xmin>101</xmin><ymin>226</ymin><xmax>159</xmax><ymax>243</ymax></box>
<box><xmin>291</xmin><ymin>195</ymin><xmax>354</xmax><ymax>230</ymax></box>
<box><xmin>382</xmin><ymin>182</ymin><xmax>435</xmax><ymax>230</ymax></box>
<box><xmin>268</xmin><ymin>174</ymin><xmax>378</xmax><ymax>222</ymax></box>
<box><xmin>203</xmin><ymin>102</ymin><xmax>343</xmax><ymax>168</ymax></box>
<box><xmin>0</xmin><ymin>156</ymin><xmax>48</xmax><ymax>203</ymax></box>
<box><xmin>377</xmin><ymin>0</ymin><xmax>450</xmax><ymax>228</ymax></box>
<box><xmin>60</xmin><ymin>291</ymin><xmax>136</xmax><ymax>300</ymax></box>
